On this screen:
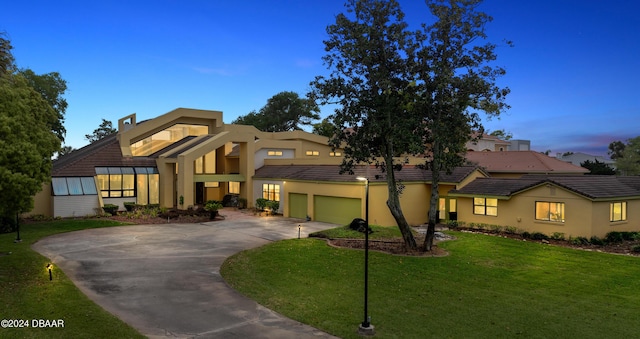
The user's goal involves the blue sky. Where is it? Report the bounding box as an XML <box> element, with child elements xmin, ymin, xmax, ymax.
<box><xmin>2</xmin><ymin>0</ymin><xmax>638</xmax><ymax>157</ymax></box>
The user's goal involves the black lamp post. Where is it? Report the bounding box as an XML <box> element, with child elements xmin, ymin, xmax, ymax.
<box><xmin>356</xmin><ymin>176</ymin><xmax>374</xmax><ymax>335</ymax></box>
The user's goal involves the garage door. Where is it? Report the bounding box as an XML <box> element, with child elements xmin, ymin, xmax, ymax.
<box><xmin>289</xmin><ymin>193</ymin><xmax>308</xmax><ymax>219</ymax></box>
<box><xmin>314</xmin><ymin>196</ymin><xmax>361</xmax><ymax>225</ymax></box>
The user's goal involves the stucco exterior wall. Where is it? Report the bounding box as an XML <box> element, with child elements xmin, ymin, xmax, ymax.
<box><xmin>28</xmin><ymin>183</ymin><xmax>53</xmax><ymax>217</ymax></box>
<box><xmin>455</xmin><ymin>185</ymin><xmax>640</xmax><ymax>238</ymax></box>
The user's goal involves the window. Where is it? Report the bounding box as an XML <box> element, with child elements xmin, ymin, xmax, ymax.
<box><xmin>267</xmin><ymin>150</ymin><xmax>283</xmax><ymax>156</ymax></box>
<box><xmin>473</xmin><ymin>197</ymin><xmax>497</xmax><ymax>216</ymax></box>
<box><xmin>229</xmin><ymin>182</ymin><xmax>240</xmax><ymax>194</ymax></box>
<box><xmin>535</xmin><ymin>201</ymin><xmax>565</xmax><ymax>222</ymax></box>
<box><xmin>130</xmin><ymin>124</ymin><xmax>208</xmax><ymax>156</ymax></box>
<box><xmin>610</xmin><ymin>202</ymin><xmax>627</xmax><ymax>222</ymax></box>
<box><xmin>330</xmin><ymin>151</ymin><xmax>342</xmax><ymax>157</ymax></box>
<box><xmin>305</xmin><ymin>150</ymin><xmax>319</xmax><ymax>156</ymax></box>
<box><xmin>262</xmin><ymin>184</ymin><xmax>280</xmax><ymax>201</ymax></box>
<box><xmin>51</xmin><ymin>177</ymin><xmax>98</xmax><ymax>196</ymax></box>
<box><xmin>96</xmin><ymin>167</ymin><xmax>158</xmax><ymax>203</ymax></box>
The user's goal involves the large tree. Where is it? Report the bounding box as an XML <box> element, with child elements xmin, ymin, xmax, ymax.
<box><xmin>0</xmin><ymin>70</ymin><xmax>61</xmax><ymax>224</ymax></box>
<box><xmin>85</xmin><ymin>118</ymin><xmax>116</xmax><ymax>143</ymax></box>
<box><xmin>311</xmin><ymin>0</ymin><xmax>422</xmax><ymax>249</ymax></box>
<box><xmin>416</xmin><ymin>0</ymin><xmax>510</xmax><ymax>250</ymax></box>
<box><xmin>608</xmin><ymin>140</ymin><xmax>625</xmax><ymax>160</ymax></box>
<box><xmin>233</xmin><ymin>91</ymin><xmax>320</xmax><ymax>132</ymax></box>
<box><xmin>19</xmin><ymin>69</ymin><xmax>68</xmax><ymax>142</ymax></box>
<box><xmin>615</xmin><ymin>136</ymin><xmax>640</xmax><ymax>175</ymax></box>
<box><xmin>581</xmin><ymin>159</ymin><xmax>616</xmax><ymax>175</ymax></box>
<box><xmin>311</xmin><ymin>0</ymin><xmax>509</xmax><ymax>251</ymax></box>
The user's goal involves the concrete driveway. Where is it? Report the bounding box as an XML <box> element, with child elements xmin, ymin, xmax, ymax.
<box><xmin>32</xmin><ymin>210</ymin><xmax>339</xmax><ymax>338</ymax></box>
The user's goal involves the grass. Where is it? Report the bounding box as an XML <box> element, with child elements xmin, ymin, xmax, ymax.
<box><xmin>0</xmin><ymin>219</ymin><xmax>144</xmax><ymax>338</ymax></box>
<box><xmin>221</xmin><ymin>230</ymin><xmax>640</xmax><ymax>339</ymax></box>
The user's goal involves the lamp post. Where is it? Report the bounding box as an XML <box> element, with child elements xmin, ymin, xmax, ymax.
<box><xmin>356</xmin><ymin>176</ymin><xmax>374</xmax><ymax>335</ymax></box>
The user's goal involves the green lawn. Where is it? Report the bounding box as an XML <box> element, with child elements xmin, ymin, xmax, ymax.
<box><xmin>0</xmin><ymin>219</ymin><xmax>144</xmax><ymax>339</ymax></box>
<box><xmin>221</xmin><ymin>229</ymin><xmax>640</xmax><ymax>339</ymax></box>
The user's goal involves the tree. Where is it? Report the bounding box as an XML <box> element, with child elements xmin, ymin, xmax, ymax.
<box><xmin>608</xmin><ymin>140</ymin><xmax>625</xmax><ymax>160</ymax></box>
<box><xmin>311</xmin><ymin>0</ymin><xmax>509</xmax><ymax>251</ymax></box>
<box><xmin>489</xmin><ymin>129</ymin><xmax>512</xmax><ymax>140</ymax></box>
<box><xmin>233</xmin><ymin>91</ymin><xmax>320</xmax><ymax>132</ymax></box>
<box><xmin>615</xmin><ymin>137</ymin><xmax>640</xmax><ymax>175</ymax></box>
<box><xmin>416</xmin><ymin>0</ymin><xmax>510</xmax><ymax>250</ymax></box>
<box><xmin>58</xmin><ymin>145</ymin><xmax>75</xmax><ymax>157</ymax></box>
<box><xmin>312</xmin><ymin>0</ymin><xmax>422</xmax><ymax>249</ymax></box>
<box><xmin>0</xmin><ymin>32</ymin><xmax>15</xmax><ymax>74</ymax></box>
<box><xmin>85</xmin><ymin>119</ymin><xmax>116</xmax><ymax>143</ymax></box>
<box><xmin>581</xmin><ymin>159</ymin><xmax>616</xmax><ymax>175</ymax></box>
<box><xmin>19</xmin><ymin>69</ymin><xmax>68</xmax><ymax>142</ymax></box>
<box><xmin>0</xmin><ymin>69</ymin><xmax>61</xmax><ymax>224</ymax></box>
<box><xmin>562</xmin><ymin>151</ymin><xmax>574</xmax><ymax>157</ymax></box>
<box><xmin>312</xmin><ymin>118</ymin><xmax>337</xmax><ymax>137</ymax></box>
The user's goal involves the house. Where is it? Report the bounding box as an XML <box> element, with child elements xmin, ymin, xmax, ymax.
<box><xmin>465</xmin><ymin>151</ymin><xmax>589</xmax><ymax>178</ymax></box>
<box><xmin>449</xmin><ymin>175</ymin><xmax>640</xmax><ymax>238</ymax></box>
<box><xmin>32</xmin><ymin>108</ymin><xmax>340</xmax><ymax>218</ymax></box>
<box><xmin>28</xmin><ymin>108</ymin><xmax>640</xmax><ymax>239</ymax></box>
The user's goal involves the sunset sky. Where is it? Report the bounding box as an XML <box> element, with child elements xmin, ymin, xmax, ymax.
<box><xmin>2</xmin><ymin>0</ymin><xmax>638</xmax><ymax>157</ymax></box>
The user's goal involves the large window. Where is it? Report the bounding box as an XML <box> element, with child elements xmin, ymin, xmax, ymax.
<box><xmin>535</xmin><ymin>201</ymin><xmax>565</xmax><ymax>222</ymax></box>
<box><xmin>229</xmin><ymin>182</ymin><xmax>240</xmax><ymax>194</ymax></box>
<box><xmin>610</xmin><ymin>202</ymin><xmax>627</xmax><ymax>222</ymax></box>
<box><xmin>52</xmin><ymin>177</ymin><xmax>98</xmax><ymax>196</ymax></box>
<box><xmin>262</xmin><ymin>184</ymin><xmax>280</xmax><ymax>201</ymax></box>
<box><xmin>96</xmin><ymin>167</ymin><xmax>158</xmax><ymax>204</ymax></box>
<box><xmin>130</xmin><ymin>124</ymin><xmax>208</xmax><ymax>156</ymax></box>
<box><xmin>473</xmin><ymin>197</ymin><xmax>497</xmax><ymax>216</ymax></box>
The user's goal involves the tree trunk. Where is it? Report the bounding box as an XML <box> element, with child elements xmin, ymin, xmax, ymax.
<box><xmin>424</xmin><ymin>151</ymin><xmax>441</xmax><ymax>252</ymax></box>
<box><xmin>384</xmin><ymin>154</ymin><xmax>418</xmax><ymax>250</ymax></box>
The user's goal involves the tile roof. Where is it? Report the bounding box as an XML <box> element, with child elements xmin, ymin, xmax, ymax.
<box><xmin>464</xmin><ymin>151</ymin><xmax>589</xmax><ymax>174</ymax></box>
<box><xmin>52</xmin><ymin>134</ymin><xmax>156</xmax><ymax>177</ymax></box>
<box><xmin>450</xmin><ymin>175</ymin><xmax>640</xmax><ymax>200</ymax></box>
<box><xmin>254</xmin><ymin>165</ymin><xmax>481</xmax><ymax>184</ymax></box>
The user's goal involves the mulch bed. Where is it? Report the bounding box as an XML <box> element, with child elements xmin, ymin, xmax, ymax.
<box><xmin>327</xmin><ymin>236</ymin><xmax>449</xmax><ymax>257</ymax></box>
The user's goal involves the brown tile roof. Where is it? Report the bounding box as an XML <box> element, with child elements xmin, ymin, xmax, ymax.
<box><xmin>254</xmin><ymin>165</ymin><xmax>481</xmax><ymax>183</ymax></box>
<box><xmin>450</xmin><ymin>175</ymin><xmax>640</xmax><ymax>200</ymax></box>
<box><xmin>52</xmin><ymin>135</ymin><xmax>156</xmax><ymax>177</ymax></box>
<box><xmin>464</xmin><ymin>151</ymin><xmax>589</xmax><ymax>174</ymax></box>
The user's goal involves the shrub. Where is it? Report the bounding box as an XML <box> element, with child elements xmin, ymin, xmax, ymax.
<box><xmin>551</xmin><ymin>232</ymin><xmax>565</xmax><ymax>240</ymax></box>
<box><xmin>204</xmin><ymin>200</ymin><xmax>223</xmax><ymax>212</ymax></box>
<box><xmin>570</xmin><ymin>237</ymin><xmax>589</xmax><ymax>246</ymax></box>
<box><xmin>265</xmin><ymin>200</ymin><xmax>280</xmax><ymax>213</ymax></box>
<box><xmin>605</xmin><ymin>232</ymin><xmax>623</xmax><ymax>244</ymax></box>
<box><xmin>521</xmin><ymin>232</ymin><xmax>531</xmax><ymax>239</ymax></box>
<box><xmin>123</xmin><ymin>202</ymin><xmax>137</xmax><ymax>212</ymax></box>
<box><xmin>531</xmin><ymin>232</ymin><xmax>549</xmax><ymax>241</ymax></box>
<box><xmin>489</xmin><ymin>224</ymin><xmax>503</xmax><ymax>233</ymax></box>
<box><xmin>256</xmin><ymin>198</ymin><xmax>268</xmax><ymax>210</ymax></box>
<box><xmin>632</xmin><ymin>245</ymin><xmax>640</xmax><ymax>253</ymax></box>
<box><xmin>504</xmin><ymin>226</ymin><xmax>518</xmax><ymax>234</ymax></box>
<box><xmin>238</xmin><ymin>198</ymin><xmax>247</xmax><ymax>209</ymax></box>
<box><xmin>102</xmin><ymin>204</ymin><xmax>119</xmax><ymax>215</ymax></box>
<box><xmin>446</xmin><ymin>220</ymin><xmax>459</xmax><ymax>228</ymax></box>
<box><xmin>589</xmin><ymin>236</ymin><xmax>605</xmax><ymax>246</ymax></box>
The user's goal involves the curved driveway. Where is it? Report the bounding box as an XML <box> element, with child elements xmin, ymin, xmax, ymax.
<box><xmin>32</xmin><ymin>211</ymin><xmax>339</xmax><ymax>338</ymax></box>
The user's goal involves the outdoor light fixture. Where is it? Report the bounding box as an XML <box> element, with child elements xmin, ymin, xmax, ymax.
<box><xmin>356</xmin><ymin>176</ymin><xmax>374</xmax><ymax>335</ymax></box>
<box><xmin>47</xmin><ymin>263</ymin><xmax>53</xmax><ymax>281</ymax></box>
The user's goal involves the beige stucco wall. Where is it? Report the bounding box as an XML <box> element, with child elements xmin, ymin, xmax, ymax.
<box><xmin>455</xmin><ymin>184</ymin><xmax>640</xmax><ymax>238</ymax></box>
<box><xmin>27</xmin><ymin>183</ymin><xmax>53</xmax><ymax>217</ymax></box>
<box><xmin>283</xmin><ymin>180</ymin><xmax>436</xmax><ymax>226</ymax></box>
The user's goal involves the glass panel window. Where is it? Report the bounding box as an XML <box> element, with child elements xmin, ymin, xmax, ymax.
<box><xmin>149</xmin><ymin>174</ymin><xmax>160</xmax><ymax>204</ymax></box>
<box><xmin>229</xmin><ymin>182</ymin><xmax>240</xmax><ymax>194</ymax></box>
<box><xmin>330</xmin><ymin>152</ymin><xmax>342</xmax><ymax>157</ymax></box>
<box><xmin>52</xmin><ymin>178</ymin><xmax>69</xmax><ymax>196</ymax></box>
<box><xmin>262</xmin><ymin>184</ymin><xmax>280</xmax><ymax>201</ymax></box>
<box><xmin>473</xmin><ymin>197</ymin><xmax>497</xmax><ymax>216</ymax></box>
<box><xmin>267</xmin><ymin>150</ymin><xmax>283</xmax><ymax>156</ymax></box>
<box><xmin>610</xmin><ymin>202</ymin><xmax>627</xmax><ymax>222</ymax></box>
<box><xmin>205</xmin><ymin>151</ymin><xmax>216</xmax><ymax>173</ymax></box>
<box><xmin>66</xmin><ymin>178</ymin><xmax>83</xmax><ymax>195</ymax></box>
<box><xmin>305</xmin><ymin>150</ymin><xmax>319</xmax><ymax>156</ymax></box>
<box><xmin>130</xmin><ymin>124</ymin><xmax>208</xmax><ymax>156</ymax></box>
<box><xmin>535</xmin><ymin>202</ymin><xmax>565</xmax><ymax>222</ymax></box>
<box><xmin>80</xmin><ymin>177</ymin><xmax>98</xmax><ymax>195</ymax></box>
<box><xmin>195</xmin><ymin>156</ymin><xmax>204</xmax><ymax>174</ymax></box>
